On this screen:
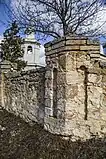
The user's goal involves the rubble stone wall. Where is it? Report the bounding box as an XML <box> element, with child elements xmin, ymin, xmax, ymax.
<box><xmin>0</xmin><ymin>68</ymin><xmax>45</xmax><ymax>125</ymax></box>
<box><xmin>1</xmin><ymin>35</ymin><xmax>106</xmax><ymax>141</ymax></box>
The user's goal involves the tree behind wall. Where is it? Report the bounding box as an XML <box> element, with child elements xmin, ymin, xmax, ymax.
<box><xmin>1</xmin><ymin>21</ymin><xmax>27</xmax><ymax>71</ymax></box>
<box><xmin>9</xmin><ymin>0</ymin><xmax>105</xmax><ymax>40</ymax></box>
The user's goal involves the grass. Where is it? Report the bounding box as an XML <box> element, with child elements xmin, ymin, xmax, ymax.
<box><xmin>0</xmin><ymin>108</ymin><xmax>106</xmax><ymax>159</ymax></box>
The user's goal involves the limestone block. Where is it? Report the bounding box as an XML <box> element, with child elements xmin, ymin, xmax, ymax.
<box><xmin>58</xmin><ymin>54</ymin><xmax>66</xmax><ymax>71</ymax></box>
<box><xmin>90</xmin><ymin>53</ymin><xmax>100</xmax><ymax>58</ymax></box>
<box><xmin>45</xmin><ymin>46</ymin><xmax>52</xmax><ymax>52</ymax></box>
<box><xmin>72</xmin><ymin>126</ymin><xmax>90</xmax><ymax>139</ymax></box>
<box><xmin>76</xmin><ymin>53</ymin><xmax>87</xmax><ymax>61</ymax></box>
<box><xmin>45</xmin><ymin>79</ymin><xmax>52</xmax><ymax>88</ymax></box>
<box><xmin>44</xmin><ymin>117</ymin><xmax>65</xmax><ymax>135</ymax></box>
<box><xmin>66</xmin><ymin>100</ymin><xmax>85</xmax><ymax>117</ymax></box>
<box><xmin>88</xmin><ymin>108</ymin><xmax>101</xmax><ymax>120</ymax></box>
<box><xmin>66</xmin><ymin>71</ymin><xmax>80</xmax><ymax>84</ymax></box>
<box><xmin>76</xmin><ymin>61</ymin><xmax>92</xmax><ymax>69</ymax></box>
<box><xmin>65</xmin><ymin>110</ymin><xmax>77</xmax><ymax>120</ymax></box>
<box><xmin>101</xmin><ymin>94</ymin><xmax>106</xmax><ymax>107</ymax></box>
<box><xmin>87</xmin><ymin>39</ymin><xmax>99</xmax><ymax>45</ymax></box>
<box><xmin>65</xmin><ymin>45</ymin><xmax>80</xmax><ymax>51</ymax></box>
<box><xmin>45</xmin><ymin>107</ymin><xmax>53</xmax><ymax>117</ymax></box>
<box><xmin>88</xmin><ymin>74</ymin><xmax>102</xmax><ymax>84</ymax></box>
<box><xmin>57</xmin><ymin>98</ymin><xmax>66</xmax><ymax>114</ymax></box>
<box><xmin>52</xmin><ymin>41</ymin><xmax>65</xmax><ymax>50</ymax></box>
<box><xmin>66</xmin><ymin>36</ymin><xmax>87</xmax><ymax>40</ymax></box>
<box><xmin>66</xmin><ymin>39</ymin><xmax>86</xmax><ymax>45</ymax></box>
<box><xmin>57</xmin><ymin>72</ymin><xmax>66</xmax><ymax>85</ymax></box>
<box><xmin>57</xmin><ymin>85</ymin><xmax>66</xmax><ymax>99</ymax></box>
<box><xmin>88</xmin><ymin>86</ymin><xmax>102</xmax><ymax>105</ymax></box>
<box><xmin>56</xmin><ymin>109</ymin><xmax>65</xmax><ymax>119</ymax></box>
<box><xmin>88</xmin><ymin>95</ymin><xmax>101</xmax><ymax>108</ymax></box>
<box><xmin>38</xmin><ymin>107</ymin><xmax>45</xmax><ymax>120</ymax></box>
<box><xmin>45</xmin><ymin>98</ymin><xmax>52</xmax><ymax>108</ymax></box>
<box><xmin>46</xmin><ymin>47</ymin><xmax>67</xmax><ymax>55</ymax></box>
<box><xmin>45</xmin><ymin>89</ymin><xmax>53</xmax><ymax>100</ymax></box>
<box><xmin>77</xmin><ymin>84</ymin><xmax>85</xmax><ymax>98</ymax></box>
<box><xmin>100</xmin><ymin>112</ymin><xmax>106</xmax><ymax>121</ymax></box>
<box><xmin>102</xmin><ymin>74</ymin><xmax>106</xmax><ymax>83</ymax></box>
<box><xmin>80</xmin><ymin>45</ymin><xmax>100</xmax><ymax>51</ymax></box>
<box><xmin>66</xmin><ymin>84</ymin><xmax>78</xmax><ymax>99</ymax></box>
<box><xmin>66</xmin><ymin>52</ymin><xmax>76</xmax><ymax>71</ymax></box>
<box><xmin>100</xmin><ymin>122</ymin><xmax>106</xmax><ymax>134</ymax></box>
<box><xmin>76</xmin><ymin>53</ymin><xmax>93</xmax><ymax>68</ymax></box>
<box><xmin>65</xmin><ymin>119</ymin><xmax>77</xmax><ymax>130</ymax></box>
<box><xmin>89</xmin><ymin>120</ymin><xmax>101</xmax><ymax>135</ymax></box>
<box><xmin>45</xmin><ymin>70</ymin><xmax>52</xmax><ymax>79</ymax></box>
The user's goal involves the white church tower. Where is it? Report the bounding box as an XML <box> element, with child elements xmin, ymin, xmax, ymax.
<box><xmin>22</xmin><ymin>33</ymin><xmax>40</xmax><ymax>70</ymax></box>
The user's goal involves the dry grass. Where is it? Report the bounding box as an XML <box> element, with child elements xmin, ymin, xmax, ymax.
<box><xmin>0</xmin><ymin>108</ymin><xmax>106</xmax><ymax>159</ymax></box>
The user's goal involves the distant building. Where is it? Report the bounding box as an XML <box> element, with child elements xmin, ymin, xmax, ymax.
<box><xmin>22</xmin><ymin>33</ymin><xmax>41</xmax><ymax>70</ymax></box>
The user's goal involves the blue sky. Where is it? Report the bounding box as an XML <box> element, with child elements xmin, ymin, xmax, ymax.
<box><xmin>0</xmin><ymin>0</ymin><xmax>106</xmax><ymax>42</ymax></box>
<box><xmin>0</xmin><ymin>1</ymin><xmax>45</xmax><ymax>65</ymax></box>
<box><xmin>0</xmin><ymin>1</ymin><xmax>12</xmax><ymax>37</ymax></box>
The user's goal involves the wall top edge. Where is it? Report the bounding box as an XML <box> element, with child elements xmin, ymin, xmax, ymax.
<box><xmin>44</xmin><ymin>35</ymin><xmax>99</xmax><ymax>48</ymax></box>
<box><xmin>4</xmin><ymin>67</ymin><xmax>45</xmax><ymax>79</ymax></box>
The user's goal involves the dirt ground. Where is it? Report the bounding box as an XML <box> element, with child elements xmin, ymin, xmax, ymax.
<box><xmin>0</xmin><ymin>107</ymin><xmax>106</xmax><ymax>159</ymax></box>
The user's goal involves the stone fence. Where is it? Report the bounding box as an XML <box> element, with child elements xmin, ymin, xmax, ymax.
<box><xmin>0</xmin><ymin>68</ymin><xmax>45</xmax><ymax>125</ymax></box>
<box><xmin>1</xmin><ymin>35</ymin><xmax>106</xmax><ymax>141</ymax></box>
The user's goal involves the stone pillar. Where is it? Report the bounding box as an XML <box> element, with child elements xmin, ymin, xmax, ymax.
<box><xmin>45</xmin><ymin>65</ymin><xmax>54</xmax><ymax>117</ymax></box>
<box><xmin>44</xmin><ymin>35</ymin><xmax>106</xmax><ymax>140</ymax></box>
<box><xmin>64</xmin><ymin>37</ymin><xmax>100</xmax><ymax>140</ymax></box>
<box><xmin>0</xmin><ymin>61</ymin><xmax>12</xmax><ymax>108</ymax></box>
<box><xmin>44</xmin><ymin>39</ymin><xmax>67</xmax><ymax>135</ymax></box>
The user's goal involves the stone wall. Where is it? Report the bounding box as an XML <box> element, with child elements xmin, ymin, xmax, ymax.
<box><xmin>1</xmin><ymin>35</ymin><xmax>106</xmax><ymax>141</ymax></box>
<box><xmin>44</xmin><ymin>36</ymin><xmax>106</xmax><ymax>140</ymax></box>
<box><xmin>0</xmin><ymin>68</ymin><xmax>45</xmax><ymax>125</ymax></box>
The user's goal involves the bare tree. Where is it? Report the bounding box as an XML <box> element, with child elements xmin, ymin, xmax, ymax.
<box><xmin>4</xmin><ymin>0</ymin><xmax>106</xmax><ymax>39</ymax></box>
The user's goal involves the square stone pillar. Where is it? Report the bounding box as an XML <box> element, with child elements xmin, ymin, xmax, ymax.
<box><xmin>44</xmin><ymin>35</ymin><xmax>106</xmax><ymax>140</ymax></box>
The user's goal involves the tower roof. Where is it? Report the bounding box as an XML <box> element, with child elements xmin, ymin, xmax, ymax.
<box><xmin>27</xmin><ymin>32</ymin><xmax>35</xmax><ymax>40</ymax></box>
<box><xmin>24</xmin><ymin>32</ymin><xmax>40</xmax><ymax>45</ymax></box>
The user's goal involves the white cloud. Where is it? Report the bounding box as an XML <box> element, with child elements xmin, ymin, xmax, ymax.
<box><xmin>39</xmin><ymin>45</ymin><xmax>45</xmax><ymax>66</ymax></box>
<box><xmin>40</xmin><ymin>45</ymin><xmax>45</xmax><ymax>58</ymax></box>
<box><xmin>93</xmin><ymin>8</ymin><xmax>106</xmax><ymax>34</ymax></box>
<box><xmin>10</xmin><ymin>0</ymin><xmax>106</xmax><ymax>37</ymax></box>
<box><xmin>40</xmin><ymin>56</ymin><xmax>45</xmax><ymax>66</ymax></box>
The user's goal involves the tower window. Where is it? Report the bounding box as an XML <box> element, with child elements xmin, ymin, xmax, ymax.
<box><xmin>27</xmin><ymin>46</ymin><xmax>33</xmax><ymax>54</ymax></box>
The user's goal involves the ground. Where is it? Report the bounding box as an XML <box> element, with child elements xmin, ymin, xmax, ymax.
<box><xmin>0</xmin><ymin>107</ymin><xmax>106</xmax><ymax>159</ymax></box>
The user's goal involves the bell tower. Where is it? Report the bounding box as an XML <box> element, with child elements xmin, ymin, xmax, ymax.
<box><xmin>22</xmin><ymin>33</ymin><xmax>40</xmax><ymax>70</ymax></box>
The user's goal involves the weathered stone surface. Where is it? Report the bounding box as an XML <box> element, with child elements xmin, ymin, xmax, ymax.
<box><xmin>66</xmin><ymin>71</ymin><xmax>83</xmax><ymax>84</ymax></box>
<box><xmin>66</xmin><ymin>84</ymin><xmax>78</xmax><ymax>99</ymax></box>
<box><xmin>80</xmin><ymin>45</ymin><xmax>100</xmax><ymax>51</ymax></box>
<box><xmin>1</xmin><ymin>68</ymin><xmax>45</xmax><ymax>125</ymax></box>
<box><xmin>87</xmin><ymin>39</ymin><xmax>99</xmax><ymax>45</ymax></box>
<box><xmin>66</xmin><ymin>39</ymin><xmax>86</xmax><ymax>45</ymax></box>
<box><xmin>58</xmin><ymin>54</ymin><xmax>66</xmax><ymax>71</ymax></box>
<box><xmin>1</xmin><ymin>35</ymin><xmax>106</xmax><ymax>141</ymax></box>
<box><xmin>66</xmin><ymin>52</ymin><xmax>76</xmax><ymax>71</ymax></box>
